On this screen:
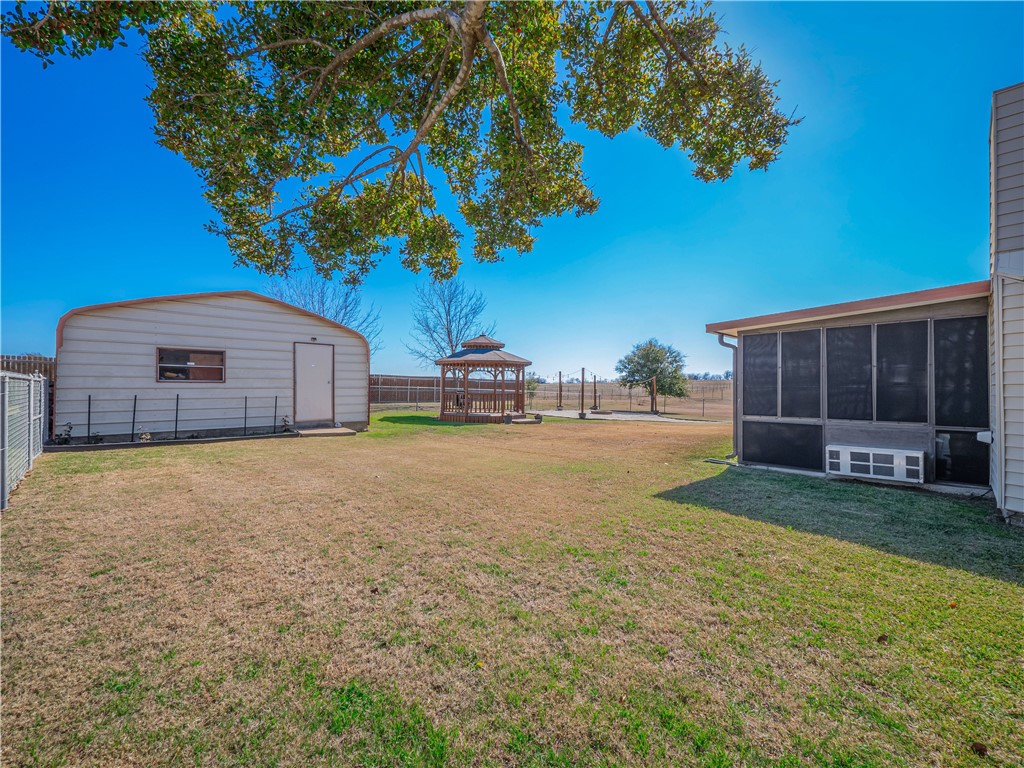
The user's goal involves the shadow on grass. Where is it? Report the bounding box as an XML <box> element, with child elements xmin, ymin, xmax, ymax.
<box><xmin>658</xmin><ymin>468</ymin><xmax>1024</xmax><ymax>585</ymax></box>
<box><xmin>376</xmin><ymin>415</ymin><xmax>484</xmax><ymax>427</ymax></box>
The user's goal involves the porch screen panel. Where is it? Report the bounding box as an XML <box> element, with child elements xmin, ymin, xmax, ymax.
<box><xmin>742</xmin><ymin>421</ymin><xmax>823</xmax><ymax>471</ymax></box>
<box><xmin>935</xmin><ymin>431</ymin><xmax>989</xmax><ymax>486</ymax></box>
<box><xmin>876</xmin><ymin>321</ymin><xmax>928</xmax><ymax>423</ymax></box>
<box><xmin>934</xmin><ymin>316</ymin><xmax>988</xmax><ymax>428</ymax></box>
<box><xmin>742</xmin><ymin>333</ymin><xmax>778</xmax><ymax>416</ymax></box>
<box><xmin>781</xmin><ymin>329</ymin><xmax>821</xmax><ymax>418</ymax></box>
<box><xmin>826</xmin><ymin>325</ymin><xmax>873</xmax><ymax>421</ymax></box>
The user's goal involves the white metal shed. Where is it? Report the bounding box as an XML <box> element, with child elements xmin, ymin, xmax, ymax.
<box><xmin>54</xmin><ymin>291</ymin><xmax>369</xmax><ymax>442</ymax></box>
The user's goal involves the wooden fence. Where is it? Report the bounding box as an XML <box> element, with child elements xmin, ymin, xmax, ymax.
<box><xmin>1</xmin><ymin>355</ymin><xmax>56</xmax><ymax>379</ymax></box>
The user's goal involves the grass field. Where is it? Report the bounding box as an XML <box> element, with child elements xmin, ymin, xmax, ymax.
<box><xmin>2</xmin><ymin>413</ymin><xmax>1022</xmax><ymax>767</ymax></box>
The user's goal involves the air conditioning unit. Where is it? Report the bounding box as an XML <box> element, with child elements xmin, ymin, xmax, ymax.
<box><xmin>826</xmin><ymin>444</ymin><xmax>924</xmax><ymax>484</ymax></box>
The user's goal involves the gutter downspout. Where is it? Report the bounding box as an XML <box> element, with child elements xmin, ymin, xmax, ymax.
<box><xmin>717</xmin><ymin>333</ymin><xmax>738</xmax><ymax>459</ymax></box>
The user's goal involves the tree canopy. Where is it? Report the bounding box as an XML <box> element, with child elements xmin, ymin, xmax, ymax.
<box><xmin>615</xmin><ymin>338</ymin><xmax>688</xmax><ymax>398</ymax></box>
<box><xmin>4</xmin><ymin>1</ymin><xmax>798</xmax><ymax>284</ymax></box>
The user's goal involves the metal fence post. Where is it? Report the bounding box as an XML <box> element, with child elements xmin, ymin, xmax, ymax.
<box><xmin>28</xmin><ymin>375</ymin><xmax>36</xmax><ymax>458</ymax></box>
<box><xmin>41</xmin><ymin>376</ymin><xmax>49</xmax><ymax>447</ymax></box>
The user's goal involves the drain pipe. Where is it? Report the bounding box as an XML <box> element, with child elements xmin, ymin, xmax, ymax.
<box><xmin>717</xmin><ymin>333</ymin><xmax>738</xmax><ymax>459</ymax></box>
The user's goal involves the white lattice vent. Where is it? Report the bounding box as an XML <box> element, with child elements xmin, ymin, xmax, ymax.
<box><xmin>826</xmin><ymin>444</ymin><xmax>924</xmax><ymax>484</ymax></box>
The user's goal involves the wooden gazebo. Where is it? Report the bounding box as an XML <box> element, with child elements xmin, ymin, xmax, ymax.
<box><xmin>436</xmin><ymin>335</ymin><xmax>532</xmax><ymax>423</ymax></box>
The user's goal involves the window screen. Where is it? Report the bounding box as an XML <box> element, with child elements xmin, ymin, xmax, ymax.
<box><xmin>742</xmin><ymin>333</ymin><xmax>777</xmax><ymax>416</ymax></box>
<box><xmin>935</xmin><ymin>431</ymin><xmax>989</xmax><ymax>486</ymax></box>
<box><xmin>742</xmin><ymin>421</ymin><xmax>823</xmax><ymax>471</ymax></box>
<box><xmin>781</xmin><ymin>330</ymin><xmax>821</xmax><ymax>418</ymax></box>
<box><xmin>826</xmin><ymin>325</ymin><xmax>873</xmax><ymax>421</ymax></box>
<box><xmin>875</xmin><ymin>322</ymin><xmax>928</xmax><ymax>423</ymax></box>
<box><xmin>158</xmin><ymin>349</ymin><xmax>225</xmax><ymax>382</ymax></box>
<box><xmin>934</xmin><ymin>316</ymin><xmax>988</xmax><ymax>428</ymax></box>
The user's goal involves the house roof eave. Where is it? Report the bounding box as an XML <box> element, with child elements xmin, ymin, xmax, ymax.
<box><xmin>705</xmin><ymin>280</ymin><xmax>991</xmax><ymax>337</ymax></box>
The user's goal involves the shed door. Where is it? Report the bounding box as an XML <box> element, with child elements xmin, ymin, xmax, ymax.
<box><xmin>294</xmin><ymin>343</ymin><xmax>334</xmax><ymax>425</ymax></box>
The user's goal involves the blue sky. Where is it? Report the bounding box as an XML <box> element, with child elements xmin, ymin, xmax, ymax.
<box><xmin>2</xmin><ymin>2</ymin><xmax>1022</xmax><ymax>378</ymax></box>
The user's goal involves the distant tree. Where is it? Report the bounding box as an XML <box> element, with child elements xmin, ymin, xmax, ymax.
<box><xmin>267</xmin><ymin>272</ymin><xmax>383</xmax><ymax>354</ymax></box>
<box><xmin>615</xmin><ymin>339</ymin><xmax>688</xmax><ymax>401</ymax></box>
<box><xmin>723</xmin><ymin>370</ymin><xmax>733</xmax><ymax>381</ymax></box>
<box><xmin>525</xmin><ymin>370</ymin><xmax>540</xmax><ymax>409</ymax></box>
<box><xmin>405</xmin><ymin>279</ymin><xmax>495</xmax><ymax>368</ymax></box>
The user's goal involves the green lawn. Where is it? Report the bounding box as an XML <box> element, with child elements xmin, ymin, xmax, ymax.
<box><xmin>2</xmin><ymin>413</ymin><xmax>1021</xmax><ymax>766</ymax></box>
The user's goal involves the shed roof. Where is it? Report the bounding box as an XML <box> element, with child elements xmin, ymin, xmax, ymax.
<box><xmin>705</xmin><ymin>280</ymin><xmax>990</xmax><ymax>337</ymax></box>
<box><xmin>55</xmin><ymin>290</ymin><xmax>369</xmax><ymax>353</ymax></box>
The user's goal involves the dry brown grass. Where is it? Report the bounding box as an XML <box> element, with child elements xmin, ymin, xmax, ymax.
<box><xmin>2</xmin><ymin>413</ymin><xmax>1021</xmax><ymax>767</ymax></box>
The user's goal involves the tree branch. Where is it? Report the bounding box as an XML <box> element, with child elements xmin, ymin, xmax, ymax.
<box><xmin>231</xmin><ymin>37</ymin><xmax>337</xmax><ymax>60</ymax></box>
<box><xmin>643</xmin><ymin>1</ymin><xmax>707</xmax><ymax>87</ymax></box>
<box><xmin>480</xmin><ymin>27</ymin><xmax>532</xmax><ymax>158</ymax></box>
<box><xmin>600</xmin><ymin>3</ymin><xmax>621</xmax><ymax>47</ymax></box>
<box><xmin>6</xmin><ymin>1</ymin><xmax>53</xmax><ymax>36</ymax></box>
<box><xmin>391</xmin><ymin>0</ymin><xmax>487</xmax><ymax>174</ymax></box>
<box><xmin>305</xmin><ymin>5</ymin><xmax>462</xmax><ymax>105</ymax></box>
<box><xmin>421</xmin><ymin>32</ymin><xmax>455</xmax><ymax>120</ymax></box>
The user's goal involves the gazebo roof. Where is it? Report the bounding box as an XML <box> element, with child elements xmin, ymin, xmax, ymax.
<box><xmin>435</xmin><ymin>335</ymin><xmax>531</xmax><ymax>366</ymax></box>
<box><xmin>461</xmin><ymin>334</ymin><xmax>504</xmax><ymax>349</ymax></box>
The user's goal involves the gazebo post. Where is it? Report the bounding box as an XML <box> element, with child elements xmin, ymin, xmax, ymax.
<box><xmin>500</xmin><ymin>366</ymin><xmax>506</xmax><ymax>417</ymax></box>
<box><xmin>516</xmin><ymin>367</ymin><xmax>523</xmax><ymax>413</ymax></box>
<box><xmin>463</xmin><ymin>363</ymin><xmax>470</xmax><ymax>421</ymax></box>
<box><xmin>439</xmin><ymin>363</ymin><xmax>446</xmax><ymax>419</ymax></box>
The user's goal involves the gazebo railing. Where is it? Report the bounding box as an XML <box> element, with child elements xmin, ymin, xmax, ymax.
<box><xmin>442</xmin><ymin>389</ymin><xmax>520</xmax><ymax>414</ymax></box>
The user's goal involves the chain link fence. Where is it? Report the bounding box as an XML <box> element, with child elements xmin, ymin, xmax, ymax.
<box><xmin>2</xmin><ymin>372</ymin><xmax>48</xmax><ymax>510</ymax></box>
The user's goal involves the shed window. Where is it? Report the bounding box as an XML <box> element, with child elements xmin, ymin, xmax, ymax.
<box><xmin>742</xmin><ymin>333</ymin><xmax>778</xmax><ymax>416</ymax></box>
<box><xmin>875</xmin><ymin>321</ymin><xmax>928</xmax><ymax>423</ymax></box>
<box><xmin>826</xmin><ymin>325</ymin><xmax>873</xmax><ymax>421</ymax></box>
<box><xmin>158</xmin><ymin>348</ymin><xmax>225</xmax><ymax>382</ymax></box>
<box><xmin>934</xmin><ymin>316</ymin><xmax>988</xmax><ymax>428</ymax></box>
<box><xmin>781</xmin><ymin>329</ymin><xmax>821</xmax><ymax>418</ymax></box>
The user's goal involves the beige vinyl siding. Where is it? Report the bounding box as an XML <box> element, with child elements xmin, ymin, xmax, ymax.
<box><xmin>991</xmin><ymin>84</ymin><xmax>1024</xmax><ymax>520</ymax></box>
<box><xmin>56</xmin><ymin>294</ymin><xmax>368</xmax><ymax>438</ymax></box>
<box><xmin>993</xmin><ymin>84</ymin><xmax>1024</xmax><ymax>255</ymax></box>
<box><xmin>997</xmin><ymin>276</ymin><xmax>1024</xmax><ymax>514</ymax></box>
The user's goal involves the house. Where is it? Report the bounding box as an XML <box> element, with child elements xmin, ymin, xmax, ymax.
<box><xmin>54</xmin><ymin>291</ymin><xmax>370</xmax><ymax>442</ymax></box>
<box><xmin>707</xmin><ymin>82</ymin><xmax>1023</xmax><ymax>525</ymax></box>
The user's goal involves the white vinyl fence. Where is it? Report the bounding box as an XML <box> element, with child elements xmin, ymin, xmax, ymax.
<box><xmin>1</xmin><ymin>372</ymin><xmax>47</xmax><ymax>510</ymax></box>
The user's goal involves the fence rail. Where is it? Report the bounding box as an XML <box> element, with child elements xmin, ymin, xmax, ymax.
<box><xmin>1</xmin><ymin>372</ymin><xmax>48</xmax><ymax>509</ymax></box>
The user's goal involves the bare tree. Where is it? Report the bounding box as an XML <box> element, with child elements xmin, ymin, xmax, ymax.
<box><xmin>405</xmin><ymin>280</ymin><xmax>496</xmax><ymax>368</ymax></box>
<box><xmin>266</xmin><ymin>272</ymin><xmax>383</xmax><ymax>354</ymax></box>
